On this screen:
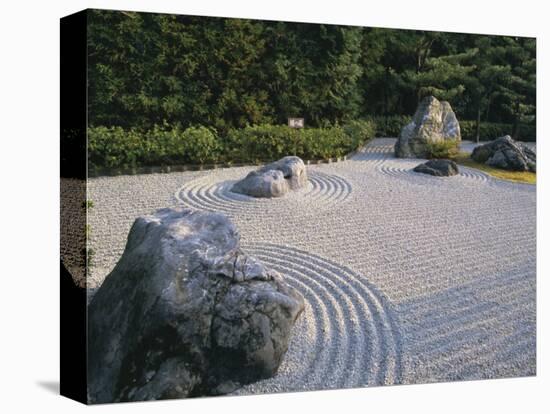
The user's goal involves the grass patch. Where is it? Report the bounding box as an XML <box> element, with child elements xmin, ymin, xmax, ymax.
<box><xmin>455</xmin><ymin>152</ymin><xmax>536</xmax><ymax>184</ymax></box>
<box><xmin>425</xmin><ymin>139</ymin><xmax>460</xmax><ymax>159</ymax></box>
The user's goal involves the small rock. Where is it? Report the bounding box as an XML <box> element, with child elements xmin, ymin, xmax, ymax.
<box><xmin>413</xmin><ymin>159</ymin><xmax>459</xmax><ymax>176</ymax></box>
<box><xmin>231</xmin><ymin>156</ymin><xmax>308</xmax><ymax>198</ymax></box>
<box><xmin>471</xmin><ymin>135</ymin><xmax>536</xmax><ymax>172</ymax></box>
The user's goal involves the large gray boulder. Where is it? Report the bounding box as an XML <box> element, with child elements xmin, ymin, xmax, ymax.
<box><xmin>413</xmin><ymin>159</ymin><xmax>459</xmax><ymax>177</ymax></box>
<box><xmin>88</xmin><ymin>208</ymin><xmax>304</xmax><ymax>403</ymax></box>
<box><xmin>395</xmin><ymin>96</ymin><xmax>461</xmax><ymax>158</ymax></box>
<box><xmin>232</xmin><ymin>156</ymin><xmax>308</xmax><ymax>198</ymax></box>
<box><xmin>471</xmin><ymin>135</ymin><xmax>536</xmax><ymax>172</ymax></box>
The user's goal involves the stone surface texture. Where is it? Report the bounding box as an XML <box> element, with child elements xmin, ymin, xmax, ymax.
<box><xmin>413</xmin><ymin>159</ymin><xmax>459</xmax><ymax>176</ymax></box>
<box><xmin>87</xmin><ymin>208</ymin><xmax>304</xmax><ymax>403</ymax></box>
<box><xmin>395</xmin><ymin>96</ymin><xmax>461</xmax><ymax>158</ymax></box>
<box><xmin>471</xmin><ymin>135</ymin><xmax>536</xmax><ymax>172</ymax></box>
<box><xmin>231</xmin><ymin>156</ymin><xmax>307</xmax><ymax>197</ymax></box>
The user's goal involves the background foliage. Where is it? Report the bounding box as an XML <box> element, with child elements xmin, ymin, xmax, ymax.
<box><xmin>87</xmin><ymin>10</ymin><xmax>536</xmax><ymax>168</ymax></box>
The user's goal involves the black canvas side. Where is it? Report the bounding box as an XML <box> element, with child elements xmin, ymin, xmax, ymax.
<box><xmin>60</xmin><ymin>262</ymin><xmax>87</xmax><ymax>403</ymax></box>
<box><xmin>60</xmin><ymin>9</ymin><xmax>88</xmax><ymax>404</ymax></box>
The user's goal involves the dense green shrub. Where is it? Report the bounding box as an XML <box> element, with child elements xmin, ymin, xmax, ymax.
<box><xmin>226</xmin><ymin>123</ymin><xmax>370</xmax><ymax>163</ymax></box>
<box><xmin>460</xmin><ymin>121</ymin><xmax>502</xmax><ymax>141</ymax></box>
<box><xmin>425</xmin><ymin>139</ymin><xmax>460</xmax><ymax>159</ymax></box>
<box><xmin>517</xmin><ymin>124</ymin><xmax>536</xmax><ymax>142</ymax></box>
<box><xmin>460</xmin><ymin>121</ymin><xmax>536</xmax><ymax>142</ymax></box>
<box><xmin>89</xmin><ymin>122</ymin><xmax>375</xmax><ymax>170</ymax></box>
<box><xmin>141</xmin><ymin>125</ymin><xmax>220</xmax><ymax>165</ymax></box>
<box><xmin>301</xmin><ymin>127</ymin><xmax>351</xmax><ymax>159</ymax></box>
<box><xmin>343</xmin><ymin>120</ymin><xmax>377</xmax><ymax>149</ymax></box>
<box><xmin>226</xmin><ymin>125</ymin><xmax>297</xmax><ymax>163</ymax></box>
<box><xmin>88</xmin><ymin>125</ymin><xmax>220</xmax><ymax>169</ymax></box>
<box><xmin>88</xmin><ymin>126</ymin><xmax>147</xmax><ymax>169</ymax></box>
<box><xmin>179</xmin><ymin>126</ymin><xmax>220</xmax><ymax>164</ymax></box>
<box><xmin>368</xmin><ymin>115</ymin><xmax>410</xmax><ymax>137</ymax></box>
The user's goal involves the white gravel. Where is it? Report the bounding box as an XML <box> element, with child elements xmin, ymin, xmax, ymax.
<box><xmin>79</xmin><ymin>138</ymin><xmax>536</xmax><ymax>393</ymax></box>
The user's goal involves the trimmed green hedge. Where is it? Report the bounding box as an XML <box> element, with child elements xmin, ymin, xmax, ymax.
<box><xmin>87</xmin><ymin>117</ymin><xmax>534</xmax><ymax>170</ymax></box>
<box><xmin>343</xmin><ymin>120</ymin><xmax>377</xmax><ymax>148</ymax></box>
<box><xmin>88</xmin><ymin>120</ymin><xmax>375</xmax><ymax>170</ymax></box>
<box><xmin>88</xmin><ymin>125</ymin><xmax>220</xmax><ymax>169</ymax></box>
<box><xmin>227</xmin><ymin>125</ymin><xmax>343</xmax><ymax>163</ymax></box>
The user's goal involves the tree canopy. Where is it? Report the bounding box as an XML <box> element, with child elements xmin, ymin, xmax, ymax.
<box><xmin>87</xmin><ymin>9</ymin><xmax>536</xmax><ymax>137</ymax></box>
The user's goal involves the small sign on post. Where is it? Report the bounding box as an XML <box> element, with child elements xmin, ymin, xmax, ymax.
<box><xmin>288</xmin><ymin>118</ymin><xmax>304</xmax><ymax>128</ymax></box>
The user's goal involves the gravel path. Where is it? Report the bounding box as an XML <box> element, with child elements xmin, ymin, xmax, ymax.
<box><xmin>80</xmin><ymin>137</ymin><xmax>536</xmax><ymax>392</ymax></box>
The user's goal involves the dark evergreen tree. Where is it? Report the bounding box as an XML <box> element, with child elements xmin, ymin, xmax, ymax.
<box><xmin>87</xmin><ymin>10</ymin><xmax>536</xmax><ymax>138</ymax></box>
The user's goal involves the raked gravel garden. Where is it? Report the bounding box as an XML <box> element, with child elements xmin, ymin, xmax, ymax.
<box><xmin>80</xmin><ymin>137</ymin><xmax>535</xmax><ymax>393</ymax></box>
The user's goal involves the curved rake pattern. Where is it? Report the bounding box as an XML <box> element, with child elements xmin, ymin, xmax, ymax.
<box><xmin>377</xmin><ymin>162</ymin><xmax>490</xmax><ymax>187</ymax></box>
<box><xmin>233</xmin><ymin>243</ymin><xmax>403</xmax><ymax>394</ymax></box>
<box><xmin>175</xmin><ymin>169</ymin><xmax>352</xmax><ymax>216</ymax></box>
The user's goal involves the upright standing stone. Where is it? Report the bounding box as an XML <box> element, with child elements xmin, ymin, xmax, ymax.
<box><xmin>395</xmin><ymin>96</ymin><xmax>461</xmax><ymax>158</ymax></box>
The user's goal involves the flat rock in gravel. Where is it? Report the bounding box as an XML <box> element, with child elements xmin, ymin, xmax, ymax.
<box><xmin>87</xmin><ymin>208</ymin><xmax>304</xmax><ymax>403</ymax></box>
<box><xmin>413</xmin><ymin>159</ymin><xmax>459</xmax><ymax>176</ymax></box>
<box><xmin>471</xmin><ymin>135</ymin><xmax>536</xmax><ymax>172</ymax></box>
<box><xmin>395</xmin><ymin>96</ymin><xmax>461</xmax><ymax>158</ymax></box>
<box><xmin>231</xmin><ymin>156</ymin><xmax>308</xmax><ymax>197</ymax></box>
